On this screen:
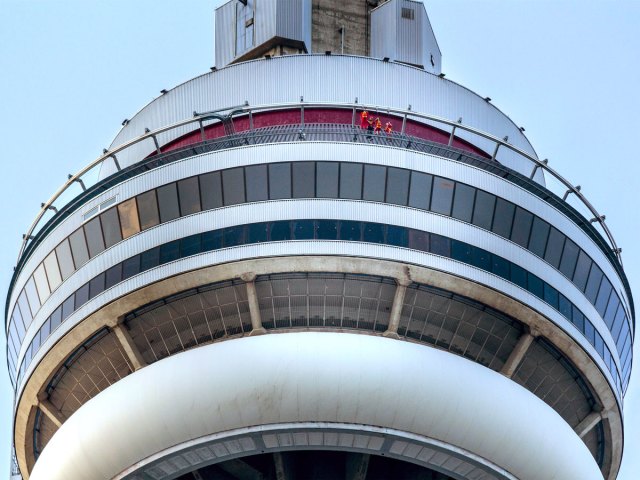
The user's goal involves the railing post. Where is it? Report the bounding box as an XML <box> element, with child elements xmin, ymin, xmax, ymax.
<box><xmin>145</xmin><ymin>128</ymin><xmax>161</xmax><ymax>154</ymax></box>
<box><xmin>401</xmin><ymin>113</ymin><xmax>407</xmax><ymax>135</ymax></box>
<box><xmin>448</xmin><ymin>125</ymin><xmax>457</xmax><ymax>147</ymax></box>
<box><xmin>198</xmin><ymin>119</ymin><xmax>205</xmax><ymax>141</ymax></box>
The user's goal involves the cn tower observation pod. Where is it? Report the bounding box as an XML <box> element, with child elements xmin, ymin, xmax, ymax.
<box><xmin>5</xmin><ymin>1</ymin><xmax>633</xmax><ymax>480</ymax></box>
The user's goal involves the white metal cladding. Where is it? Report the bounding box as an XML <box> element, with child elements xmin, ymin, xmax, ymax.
<box><xmin>15</xmin><ymin>142</ymin><xmax>628</xmax><ymax>333</ymax></box>
<box><xmin>101</xmin><ymin>55</ymin><xmax>537</xmax><ymax>177</ymax></box>
<box><xmin>15</xmin><ymin>201</ymin><xmax>622</xmax><ymax>396</ymax></box>
<box><xmin>275</xmin><ymin>0</ymin><xmax>311</xmax><ymax>50</ymax></box>
<box><xmin>214</xmin><ymin>1</ymin><xmax>236</xmax><ymax>68</ymax></box>
<box><xmin>28</xmin><ymin>333</ymin><xmax>603</xmax><ymax>480</ymax></box>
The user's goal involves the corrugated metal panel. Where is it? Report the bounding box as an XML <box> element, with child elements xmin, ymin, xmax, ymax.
<box><xmin>370</xmin><ymin>0</ymin><xmax>396</xmax><ymax>62</ymax></box>
<box><xmin>255</xmin><ymin>0</ymin><xmax>276</xmax><ymax>47</ymax></box>
<box><xmin>275</xmin><ymin>0</ymin><xmax>312</xmax><ymax>51</ymax></box>
<box><xmin>215</xmin><ymin>1</ymin><xmax>236</xmax><ymax>68</ymax></box>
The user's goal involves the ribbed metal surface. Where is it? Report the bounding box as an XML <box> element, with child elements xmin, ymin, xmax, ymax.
<box><xmin>214</xmin><ymin>1</ymin><xmax>236</xmax><ymax>69</ymax></box>
<box><xmin>276</xmin><ymin>0</ymin><xmax>311</xmax><ymax>51</ymax></box>
<box><xmin>103</xmin><ymin>56</ymin><xmax>536</xmax><ymax>178</ymax></box>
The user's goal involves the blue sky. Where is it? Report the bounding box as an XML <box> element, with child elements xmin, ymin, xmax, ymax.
<box><xmin>0</xmin><ymin>0</ymin><xmax>638</xmax><ymax>477</ymax></box>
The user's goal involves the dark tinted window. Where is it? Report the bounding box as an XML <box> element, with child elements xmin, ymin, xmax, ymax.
<box><xmin>269</xmin><ymin>163</ymin><xmax>292</xmax><ymax>199</ymax></box>
<box><xmin>62</xmin><ymin>295</ymin><xmax>75</xmax><ymax>321</ymax></box>
<box><xmin>558</xmin><ymin>238</ymin><xmax>579</xmax><ymax>279</ymax></box>
<box><xmin>160</xmin><ymin>240</ymin><xmax>180</xmax><ymax>264</ymax></box>
<box><xmin>200</xmin><ymin>171</ymin><xmax>223</xmax><ymax>209</ymax></box>
<box><xmin>430</xmin><ymin>234</ymin><xmax>450</xmax><ymax>257</ymax></box>
<box><xmin>100</xmin><ymin>207</ymin><xmax>122</xmax><ymax>248</ymax></box>
<box><xmin>386</xmin><ymin>168</ymin><xmax>410</xmax><ymax>205</ymax></box>
<box><xmin>572</xmin><ymin>250</ymin><xmax>591</xmax><ymax>291</ymax></box>
<box><xmin>181</xmin><ymin>234</ymin><xmax>202</xmax><ymax>257</ymax></box>
<box><xmin>89</xmin><ymin>272</ymin><xmax>105</xmax><ymax>300</ymax></box>
<box><xmin>55</xmin><ymin>239</ymin><xmax>75</xmax><ymax>281</ymax></box>
<box><xmin>471</xmin><ymin>190</ymin><xmax>495</xmax><ymax>230</ymax></box>
<box><xmin>595</xmin><ymin>278</ymin><xmax>612</xmax><ymax>317</ymax></box>
<box><xmin>340</xmin><ymin>163</ymin><xmax>362</xmax><ymax>199</ymax></box>
<box><xmin>270</xmin><ymin>221</ymin><xmax>291</xmax><ymax>241</ymax></box>
<box><xmin>316</xmin><ymin>220</ymin><xmax>338</xmax><ymax>240</ymax></box>
<box><xmin>223</xmin><ymin>225</ymin><xmax>245</xmax><ymax>247</ymax></box>
<box><xmin>584</xmin><ymin>264</ymin><xmax>603</xmax><ymax>303</ymax></box>
<box><xmin>604</xmin><ymin>296</ymin><xmax>619</xmax><ymax>329</ymax></box>
<box><xmin>293</xmin><ymin>220</ymin><xmax>314</xmax><ymax>240</ymax></box>
<box><xmin>544</xmin><ymin>227</ymin><xmax>565</xmax><ymax>268</ymax></box>
<box><xmin>510</xmin><ymin>264</ymin><xmax>527</xmax><ymax>289</ymax></box>
<box><xmin>528</xmin><ymin>273</ymin><xmax>543</xmax><ymax>299</ymax></box>
<box><xmin>492</xmin><ymin>198</ymin><xmax>515</xmax><ymax>238</ymax></box>
<box><xmin>84</xmin><ymin>217</ymin><xmax>105</xmax><ymax>258</ymax></box>
<box><xmin>408</xmin><ymin>230</ymin><xmax>429</xmax><ymax>252</ymax></box>
<box><xmin>245</xmin><ymin>165</ymin><xmax>269</xmax><ymax>201</ymax></box>
<box><xmin>431</xmin><ymin>177</ymin><xmax>455</xmax><ymax>215</ymax></box>
<box><xmin>157</xmin><ymin>183</ymin><xmax>181</xmax><ymax>222</ymax></box>
<box><xmin>105</xmin><ymin>263</ymin><xmax>123</xmax><ymax>289</ymax></box>
<box><xmin>340</xmin><ymin>221</ymin><xmax>361</xmax><ymax>241</ymax></box>
<box><xmin>137</xmin><ymin>190</ymin><xmax>160</xmax><ymax>230</ymax></box>
<box><xmin>222</xmin><ymin>168</ymin><xmax>245</xmax><ymax>205</ymax></box>
<box><xmin>362</xmin><ymin>165</ymin><xmax>386</xmax><ymax>201</ymax></box>
<box><xmin>122</xmin><ymin>255</ymin><xmax>141</xmax><ymax>280</ymax></box>
<box><xmin>472</xmin><ymin>248</ymin><xmax>491</xmax><ymax>271</ymax></box>
<box><xmin>408</xmin><ymin>172</ymin><xmax>432</xmax><ymax>210</ymax></box>
<box><xmin>363</xmin><ymin>222</ymin><xmax>385</xmax><ymax>243</ymax></box>
<box><xmin>292</xmin><ymin>162</ymin><xmax>315</xmax><ymax>198</ymax></box>
<box><xmin>451</xmin><ymin>183</ymin><xmax>475</xmax><ymax>223</ymax></box>
<box><xmin>451</xmin><ymin>240</ymin><xmax>472</xmax><ymax>263</ymax></box>
<box><xmin>558</xmin><ymin>294</ymin><xmax>572</xmax><ymax>319</ymax></box>
<box><xmin>202</xmin><ymin>230</ymin><xmax>223</xmax><ymax>251</ymax></box>
<box><xmin>316</xmin><ymin>162</ymin><xmax>339</xmax><ymax>198</ymax></box>
<box><xmin>177</xmin><ymin>176</ymin><xmax>202</xmax><ymax>215</ymax></box>
<box><xmin>140</xmin><ymin>247</ymin><xmax>160</xmax><ymax>272</ymax></box>
<box><xmin>543</xmin><ymin>283</ymin><xmax>559</xmax><ymax>309</ymax></box>
<box><xmin>528</xmin><ymin>217</ymin><xmax>550</xmax><ymax>258</ymax></box>
<box><xmin>50</xmin><ymin>306</ymin><xmax>62</xmax><ymax>331</ymax></box>
<box><xmin>75</xmin><ymin>282</ymin><xmax>90</xmax><ymax>307</ymax></box>
<box><xmin>510</xmin><ymin>207</ymin><xmax>533</xmax><ymax>248</ymax></box>
<box><xmin>572</xmin><ymin>306</ymin><xmax>585</xmax><ymax>333</ymax></box>
<box><xmin>386</xmin><ymin>225</ymin><xmax>408</xmax><ymax>247</ymax></box>
<box><xmin>248</xmin><ymin>223</ymin><xmax>268</xmax><ymax>243</ymax></box>
<box><xmin>492</xmin><ymin>256</ymin><xmax>510</xmax><ymax>280</ymax></box>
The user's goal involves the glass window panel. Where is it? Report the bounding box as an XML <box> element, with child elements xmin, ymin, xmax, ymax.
<box><xmin>75</xmin><ymin>282</ymin><xmax>89</xmax><ymax>308</ymax></box>
<box><xmin>491</xmin><ymin>256</ymin><xmax>510</xmax><ymax>280</ymax></box>
<box><xmin>157</xmin><ymin>183</ymin><xmax>181</xmax><ymax>222</ymax></box>
<box><xmin>571</xmin><ymin>305</ymin><xmax>585</xmax><ymax>332</ymax></box>
<box><xmin>40</xmin><ymin>317</ymin><xmax>51</xmax><ymax>339</ymax></box>
<box><xmin>340</xmin><ymin>163</ymin><xmax>363</xmax><ymax>199</ymax></box>
<box><xmin>386</xmin><ymin>225</ymin><xmax>408</xmax><ymax>247</ymax></box>
<box><xmin>248</xmin><ymin>223</ymin><xmax>268</xmax><ymax>243</ymax></box>
<box><xmin>269</xmin><ymin>221</ymin><xmax>291</xmax><ymax>241</ymax></box>
<box><xmin>510</xmin><ymin>207</ymin><xmax>533</xmax><ymax>248</ymax></box>
<box><xmin>611</xmin><ymin>305</ymin><xmax>626</xmax><ymax>342</ymax></box>
<box><xmin>32</xmin><ymin>330</ymin><xmax>40</xmax><ymax>352</ymax></box>
<box><xmin>430</xmin><ymin>234</ymin><xmax>450</xmax><ymax>257</ymax></box>
<box><xmin>269</xmin><ymin>163</ymin><xmax>292</xmax><ymax>199</ymax></box>
<box><xmin>491</xmin><ymin>198</ymin><xmax>515</xmax><ymax>239</ymax></box>
<box><xmin>451</xmin><ymin>183</ymin><xmax>475</xmax><ymax>223</ymax></box>
<box><xmin>472</xmin><ymin>248</ymin><xmax>491</xmax><ymax>271</ymax></box>
<box><xmin>430</xmin><ymin>176</ymin><xmax>455</xmax><ymax>215</ymax></box>
<box><xmin>594</xmin><ymin>332</ymin><xmax>605</xmax><ymax>357</ymax></box>
<box><xmin>408</xmin><ymin>230</ymin><xmax>429</xmax><ymax>252</ymax></box>
<box><xmin>8</xmin><ymin>321</ymin><xmax>20</xmax><ymax>355</ymax></box>
<box><xmin>24</xmin><ymin>277</ymin><xmax>41</xmax><ymax>317</ymax></box>
<box><xmin>84</xmin><ymin>216</ymin><xmax>105</xmax><ymax>258</ymax></box>
<box><xmin>245</xmin><ymin>165</ymin><xmax>269</xmax><ymax>202</ymax></box>
<box><xmin>292</xmin><ymin>162</ymin><xmax>315</xmax><ymax>198</ymax></box>
<box><xmin>408</xmin><ymin>172</ymin><xmax>432</xmax><ymax>210</ymax></box>
<box><xmin>222</xmin><ymin>168</ymin><xmax>245</xmax><ymax>205</ymax></box>
<box><xmin>118</xmin><ymin>198</ymin><xmax>141</xmax><ymax>239</ymax></box>
<box><xmin>100</xmin><ymin>207</ymin><xmax>122</xmax><ymax>248</ymax></box>
<box><xmin>69</xmin><ymin>227</ymin><xmax>90</xmax><ymax>267</ymax></box>
<box><xmin>363</xmin><ymin>222</ymin><xmax>385</xmax><ymax>244</ymax></box>
<box><xmin>528</xmin><ymin>217</ymin><xmax>550</xmax><ymax>258</ymax></box>
<box><xmin>595</xmin><ymin>278</ymin><xmax>612</xmax><ymax>317</ymax></box>
<box><xmin>604</xmin><ymin>296</ymin><xmax>619</xmax><ymax>329</ymax></box>
<box><xmin>140</xmin><ymin>247</ymin><xmax>161</xmax><ymax>272</ymax></box>
<box><xmin>293</xmin><ymin>220</ymin><xmax>315</xmax><ymax>240</ymax></box>
<box><xmin>43</xmin><ymin>251</ymin><xmax>62</xmax><ymax>292</ymax></box>
<box><xmin>510</xmin><ymin>264</ymin><xmax>527</xmax><ymax>289</ymax></box>
<box><xmin>200</xmin><ymin>171</ymin><xmax>224</xmax><ymax>209</ymax></box>
<box><xmin>55</xmin><ymin>239</ymin><xmax>75</xmax><ymax>281</ymax></box>
<box><xmin>89</xmin><ymin>272</ymin><xmax>105</xmax><ymax>300</ymax></box>
<box><xmin>223</xmin><ymin>225</ymin><xmax>246</xmax><ymax>247</ymax></box>
<box><xmin>617</xmin><ymin>322</ymin><xmax>630</xmax><ymax>353</ymax></box>
<box><xmin>543</xmin><ymin>227</ymin><xmax>565</xmax><ymax>268</ymax></box>
<box><xmin>177</xmin><ymin>176</ymin><xmax>202</xmax><ymax>215</ymax></box>
<box><xmin>202</xmin><ymin>230</ymin><xmax>224</xmax><ymax>251</ymax></box>
<box><xmin>17</xmin><ymin>291</ymin><xmax>32</xmax><ymax>326</ymax></box>
<box><xmin>339</xmin><ymin>221</ymin><xmax>361</xmax><ymax>241</ymax></box>
<box><xmin>137</xmin><ymin>190</ymin><xmax>160</xmax><ymax>230</ymax></box>
<box><xmin>558</xmin><ymin>294</ymin><xmax>572</xmax><ymax>320</ymax></box>
<box><xmin>105</xmin><ymin>263</ymin><xmax>123</xmax><ymax>289</ymax></box>
<box><xmin>316</xmin><ymin>162</ymin><xmax>339</xmax><ymax>198</ymax></box>
<box><xmin>558</xmin><ymin>238</ymin><xmax>579</xmax><ymax>279</ymax></box>
<box><xmin>181</xmin><ymin>234</ymin><xmax>202</xmax><ymax>257</ymax></box>
<box><xmin>11</xmin><ymin>311</ymin><xmax>25</xmax><ymax>343</ymax></box>
<box><xmin>316</xmin><ymin>220</ymin><xmax>338</xmax><ymax>240</ymax></box>
<box><xmin>362</xmin><ymin>165</ymin><xmax>386</xmax><ymax>202</ymax></box>
<box><xmin>160</xmin><ymin>241</ymin><xmax>180</xmax><ymax>264</ymax></box>
<box><xmin>122</xmin><ymin>255</ymin><xmax>141</xmax><ymax>280</ymax></box>
<box><xmin>543</xmin><ymin>283</ymin><xmax>559</xmax><ymax>309</ymax></box>
<box><xmin>471</xmin><ymin>190</ymin><xmax>495</xmax><ymax>230</ymax></box>
<box><xmin>584</xmin><ymin>264</ymin><xmax>603</xmax><ymax>304</ymax></box>
<box><xmin>451</xmin><ymin>240</ymin><xmax>472</xmax><ymax>263</ymax></box>
<box><xmin>528</xmin><ymin>273</ymin><xmax>544</xmax><ymax>299</ymax></box>
<box><xmin>572</xmin><ymin>250</ymin><xmax>592</xmax><ymax>292</ymax></box>
<box><xmin>386</xmin><ymin>168</ymin><xmax>410</xmax><ymax>205</ymax></box>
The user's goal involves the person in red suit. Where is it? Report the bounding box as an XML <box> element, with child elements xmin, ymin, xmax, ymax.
<box><xmin>360</xmin><ymin>110</ymin><xmax>369</xmax><ymax>129</ymax></box>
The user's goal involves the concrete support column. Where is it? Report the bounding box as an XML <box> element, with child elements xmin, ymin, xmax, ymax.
<box><xmin>575</xmin><ymin>410</ymin><xmax>603</xmax><ymax>438</ymax></box>
<box><xmin>242</xmin><ymin>272</ymin><xmax>267</xmax><ymax>336</ymax></box>
<box><xmin>113</xmin><ymin>323</ymin><xmax>147</xmax><ymax>371</ymax></box>
<box><xmin>37</xmin><ymin>398</ymin><xmax>64</xmax><ymax>429</ymax></box>
<box><xmin>383</xmin><ymin>274</ymin><xmax>412</xmax><ymax>339</ymax></box>
<box><xmin>500</xmin><ymin>328</ymin><xmax>538</xmax><ymax>378</ymax></box>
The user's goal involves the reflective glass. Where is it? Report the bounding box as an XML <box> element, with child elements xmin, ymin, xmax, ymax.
<box><xmin>223</xmin><ymin>226</ymin><xmax>246</xmax><ymax>247</ymax></box>
<box><xmin>157</xmin><ymin>183</ymin><xmax>181</xmax><ymax>222</ymax></box>
<box><xmin>510</xmin><ymin>207</ymin><xmax>533</xmax><ymax>248</ymax></box>
<box><xmin>122</xmin><ymin>255</ymin><xmax>141</xmax><ymax>280</ymax></box>
<box><xmin>528</xmin><ymin>217</ymin><xmax>550</xmax><ymax>258</ymax></box>
<box><xmin>32</xmin><ymin>264</ymin><xmax>50</xmax><ymax>304</ymax></box>
<box><xmin>69</xmin><ymin>227</ymin><xmax>90</xmax><ymax>267</ymax></box>
<box><xmin>584</xmin><ymin>264</ymin><xmax>603</xmax><ymax>304</ymax></box>
<box><xmin>245</xmin><ymin>165</ymin><xmax>268</xmax><ymax>202</ymax></box>
<box><xmin>611</xmin><ymin>305</ymin><xmax>626</xmax><ymax>342</ymax></box>
<box><xmin>543</xmin><ymin>227</ymin><xmax>565</xmax><ymax>268</ymax></box>
<box><xmin>362</xmin><ymin>165</ymin><xmax>386</xmax><ymax>201</ymax></box>
<box><xmin>430</xmin><ymin>234</ymin><xmax>450</xmax><ymax>257</ymax></box>
<box><xmin>160</xmin><ymin>241</ymin><xmax>180</xmax><ymax>264</ymax></box>
<box><xmin>75</xmin><ymin>282</ymin><xmax>89</xmax><ymax>308</ymax></box>
<box><xmin>269</xmin><ymin>221</ymin><xmax>291</xmax><ymax>241</ymax></box>
<box><xmin>222</xmin><ymin>168</ymin><xmax>246</xmax><ymax>205</ymax></box>
<box><xmin>292</xmin><ymin>162</ymin><xmax>315</xmax><ymax>198</ymax></box>
<box><xmin>181</xmin><ymin>234</ymin><xmax>202</xmax><ymax>257</ymax></box>
<box><xmin>17</xmin><ymin>291</ymin><xmax>32</xmax><ymax>326</ymax></box>
<box><xmin>558</xmin><ymin>238</ymin><xmax>579</xmax><ymax>279</ymax></box>
<box><xmin>572</xmin><ymin>306</ymin><xmax>585</xmax><ymax>332</ymax></box>
<box><xmin>202</xmin><ymin>231</ymin><xmax>223</xmax><ymax>251</ymax></box>
<box><xmin>43</xmin><ymin>251</ymin><xmax>62</xmax><ymax>292</ymax></box>
<box><xmin>340</xmin><ymin>163</ymin><xmax>363</xmax><ymax>199</ymax></box>
<box><xmin>604</xmin><ymin>296</ymin><xmax>619</xmax><ymax>329</ymax></box>
<box><xmin>528</xmin><ymin>273</ymin><xmax>544</xmax><ymax>299</ymax></box>
<box><xmin>386</xmin><ymin>168</ymin><xmax>410</xmax><ymax>205</ymax></box>
<box><xmin>595</xmin><ymin>278</ymin><xmax>612</xmax><ymax>317</ymax></box>
<box><xmin>11</xmin><ymin>309</ymin><xmax>25</xmax><ymax>342</ymax></box>
<box><xmin>269</xmin><ymin>163</ymin><xmax>292</xmax><ymax>199</ymax></box>
<box><xmin>471</xmin><ymin>190</ymin><xmax>495</xmax><ymax>230</ymax></box>
<box><xmin>472</xmin><ymin>247</ymin><xmax>491</xmax><ymax>271</ymax></box>
<box><xmin>293</xmin><ymin>220</ymin><xmax>314</xmax><ymax>240</ymax></box>
<box><xmin>89</xmin><ymin>272</ymin><xmax>105</xmax><ymax>300</ymax></box>
<box><xmin>572</xmin><ymin>250</ymin><xmax>592</xmax><ymax>292</ymax></box>
<box><xmin>101</xmin><ymin>207</ymin><xmax>122</xmax><ymax>248</ymax></box>
<box><xmin>491</xmin><ymin>198</ymin><xmax>515</xmax><ymax>238</ymax></box>
<box><xmin>408</xmin><ymin>230</ymin><xmax>429</xmax><ymax>252</ymax></box>
<box><xmin>177</xmin><ymin>176</ymin><xmax>202</xmax><ymax>215</ymax></box>
<box><xmin>24</xmin><ymin>277</ymin><xmax>41</xmax><ymax>317</ymax></box>
<box><xmin>451</xmin><ymin>183</ymin><xmax>475</xmax><ymax>223</ymax></box>
<box><xmin>491</xmin><ymin>255</ymin><xmax>510</xmax><ymax>280</ymax></box>
<box><xmin>408</xmin><ymin>172</ymin><xmax>432</xmax><ymax>210</ymax></box>
<box><xmin>543</xmin><ymin>282</ymin><xmax>559</xmax><ymax>309</ymax></box>
<box><xmin>84</xmin><ymin>216</ymin><xmax>105</xmax><ymax>258</ymax></box>
<box><xmin>363</xmin><ymin>222</ymin><xmax>385</xmax><ymax>244</ymax></box>
<box><xmin>105</xmin><ymin>263</ymin><xmax>123</xmax><ymax>289</ymax></box>
<box><xmin>316</xmin><ymin>162</ymin><xmax>339</xmax><ymax>198</ymax></box>
<box><xmin>137</xmin><ymin>190</ymin><xmax>160</xmax><ymax>230</ymax></box>
<box><xmin>55</xmin><ymin>239</ymin><xmax>76</xmax><ymax>281</ymax></box>
<box><xmin>431</xmin><ymin>176</ymin><xmax>454</xmax><ymax>215</ymax></box>
<box><xmin>451</xmin><ymin>240</ymin><xmax>472</xmax><ymax>263</ymax></box>
<box><xmin>248</xmin><ymin>223</ymin><xmax>268</xmax><ymax>243</ymax></box>
<box><xmin>316</xmin><ymin>220</ymin><xmax>338</xmax><ymax>240</ymax></box>
<box><xmin>558</xmin><ymin>294</ymin><xmax>572</xmax><ymax>319</ymax></box>
<box><xmin>584</xmin><ymin>320</ymin><xmax>595</xmax><ymax>344</ymax></box>
<box><xmin>510</xmin><ymin>264</ymin><xmax>527</xmax><ymax>289</ymax></box>
<box><xmin>339</xmin><ymin>221</ymin><xmax>361</xmax><ymax>241</ymax></box>
<box><xmin>386</xmin><ymin>225</ymin><xmax>408</xmax><ymax>247</ymax></box>
<box><xmin>140</xmin><ymin>247</ymin><xmax>161</xmax><ymax>271</ymax></box>
<box><xmin>118</xmin><ymin>198</ymin><xmax>141</xmax><ymax>239</ymax></box>
<box><xmin>200</xmin><ymin>171</ymin><xmax>224</xmax><ymax>209</ymax></box>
